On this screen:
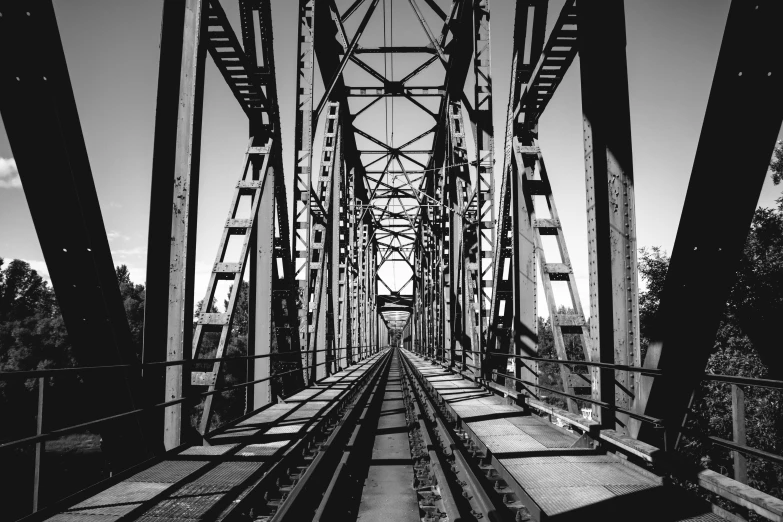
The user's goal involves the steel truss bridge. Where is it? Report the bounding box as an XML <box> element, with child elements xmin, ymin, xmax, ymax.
<box><xmin>1</xmin><ymin>0</ymin><xmax>783</xmax><ymax>521</ymax></box>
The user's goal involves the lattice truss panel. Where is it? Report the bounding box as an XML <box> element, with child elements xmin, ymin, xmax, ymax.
<box><xmin>288</xmin><ymin>0</ymin><xmax>498</xmax><ymax>380</ymax></box>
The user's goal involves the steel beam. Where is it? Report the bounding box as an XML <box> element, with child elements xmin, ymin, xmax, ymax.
<box><xmin>487</xmin><ymin>0</ymin><xmax>547</xmax><ymax>390</ymax></box>
<box><xmin>292</xmin><ymin>0</ymin><xmax>316</xmax><ymax>384</ymax></box>
<box><xmin>248</xmin><ymin>152</ymin><xmax>276</xmax><ymax>411</ymax></box>
<box><xmin>143</xmin><ymin>0</ymin><xmax>190</xmax><ymax>452</ymax></box>
<box><xmin>637</xmin><ymin>0</ymin><xmax>783</xmax><ymax>447</ymax></box>
<box><xmin>0</xmin><ymin>0</ymin><xmax>151</xmax><ymax>467</ymax></box>
<box><xmin>578</xmin><ymin>0</ymin><xmax>638</xmax><ymax>431</ymax></box>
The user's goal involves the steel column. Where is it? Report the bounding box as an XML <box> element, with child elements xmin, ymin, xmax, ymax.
<box><xmin>0</xmin><ymin>0</ymin><xmax>151</xmax><ymax>467</ymax></box>
<box><xmin>637</xmin><ymin>0</ymin><xmax>783</xmax><ymax>447</ymax></box>
<box><xmin>578</xmin><ymin>0</ymin><xmax>638</xmax><ymax>430</ymax></box>
<box><xmin>293</xmin><ymin>0</ymin><xmax>316</xmax><ymax>383</ymax></box>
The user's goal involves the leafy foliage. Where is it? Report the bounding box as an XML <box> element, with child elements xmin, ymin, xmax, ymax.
<box><xmin>535</xmin><ymin>309</ymin><xmax>588</xmax><ymax>410</ymax></box>
<box><xmin>770</xmin><ymin>140</ymin><xmax>783</xmax><ymax>187</ymax></box>
<box><xmin>637</xmin><ymin>209</ymin><xmax>783</xmax><ymax>500</ymax></box>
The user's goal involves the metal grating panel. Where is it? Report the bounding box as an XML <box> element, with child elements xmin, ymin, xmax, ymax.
<box><xmin>180</xmin><ymin>445</ymin><xmax>238</xmax><ymax>456</ymax></box>
<box><xmin>239</xmin><ymin>405</ymin><xmax>297</xmax><ymax>425</ymax></box>
<box><xmin>237</xmin><ymin>440</ymin><xmax>289</xmax><ymax>456</ymax></box>
<box><xmin>47</xmin><ymin>514</ymin><xmax>120</xmax><ymax>522</ymax></box>
<box><xmin>677</xmin><ymin>514</ymin><xmax>726</xmax><ymax>522</ymax></box>
<box><xmin>604</xmin><ymin>484</ymin><xmax>658</xmax><ymax>496</ymax></box>
<box><xmin>468</xmin><ymin>420</ymin><xmax>520</xmax><ymax>437</ymax></box>
<box><xmin>64</xmin><ymin>482</ymin><xmax>169</xmax><ymax>516</ymax></box>
<box><xmin>127</xmin><ymin>461</ymin><xmax>208</xmax><ymax>483</ymax></box>
<box><xmin>265</xmin><ymin>424</ymin><xmax>307</xmax><ymax>435</ymax></box>
<box><xmin>525</xmin><ymin>486</ymin><xmax>615</xmax><ymax>515</ymax></box>
<box><xmin>505</xmin><ymin>416</ymin><xmax>547</xmax><ymax>427</ymax></box>
<box><xmin>570</xmin><ymin>463</ymin><xmax>656</xmax><ymax>486</ymax></box>
<box><xmin>190</xmin><ymin>462</ymin><xmax>262</xmax><ymax>487</ymax></box>
<box><xmin>515</xmin><ymin>425</ymin><xmax>578</xmax><ymax>447</ymax></box>
<box><xmin>482</xmin><ymin>434</ymin><xmax>547</xmax><ymax>453</ymax></box>
<box><xmin>499</xmin><ymin>456</ymin><xmax>568</xmax><ymax>466</ymax></box>
<box><xmin>137</xmin><ymin>484</ymin><xmax>230</xmax><ymax>520</ymax></box>
<box><xmin>505</xmin><ymin>463</ymin><xmax>598</xmax><ymax>487</ymax></box>
<box><xmin>561</xmin><ymin>454</ymin><xmax>620</xmax><ymax>463</ymax></box>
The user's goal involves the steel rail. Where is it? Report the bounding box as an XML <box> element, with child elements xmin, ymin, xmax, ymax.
<box><xmin>401</xmin><ymin>350</ymin><xmax>517</xmax><ymax>522</ymax></box>
<box><xmin>264</xmin><ymin>349</ymin><xmax>393</xmax><ymax>522</ymax></box>
<box><xmin>220</xmin><ymin>349</ymin><xmax>392</xmax><ymax>520</ymax></box>
<box><xmin>5</xmin><ymin>351</ymin><xmax>391</xmax><ymax>522</ymax></box>
<box><xmin>310</xmin><ymin>350</ymin><xmax>395</xmax><ymax>521</ymax></box>
<box><xmin>399</xmin><ymin>352</ymin><xmax>461</xmax><ymax>522</ymax></box>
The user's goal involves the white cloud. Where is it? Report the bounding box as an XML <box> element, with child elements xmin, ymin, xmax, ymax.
<box><xmin>112</xmin><ymin>246</ymin><xmax>147</xmax><ymax>258</ymax></box>
<box><xmin>107</xmin><ymin>230</ymin><xmax>131</xmax><ymax>243</ymax></box>
<box><xmin>0</xmin><ymin>157</ymin><xmax>21</xmax><ymax>189</ymax></box>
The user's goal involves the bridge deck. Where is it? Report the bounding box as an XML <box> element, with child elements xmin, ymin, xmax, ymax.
<box><xmin>401</xmin><ymin>350</ymin><xmax>726</xmax><ymax>522</ymax></box>
<box><xmin>43</xmin><ymin>353</ymin><xmax>385</xmax><ymax>522</ymax></box>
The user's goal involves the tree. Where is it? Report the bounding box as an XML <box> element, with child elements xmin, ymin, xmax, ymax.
<box><xmin>638</xmin><ymin>247</ymin><xmax>669</xmax><ymax>363</ymax></box>
<box><xmin>116</xmin><ymin>265</ymin><xmax>145</xmax><ymax>358</ymax></box>
<box><xmin>637</xmin><ymin>231</ymin><xmax>783</xmax><ymax>498</ymax></box>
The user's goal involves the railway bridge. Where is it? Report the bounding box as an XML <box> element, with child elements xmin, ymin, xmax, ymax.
<box><xmin>1</xmin><ymin>0</ymin><xmax>783</xmax><ymax>521</ymax></box>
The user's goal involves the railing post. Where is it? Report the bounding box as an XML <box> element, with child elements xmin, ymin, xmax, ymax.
<box><xmin>731</xmin><ymin>384</ymin><xmax>747</xmax><ymax>484</ymax></box>
<box><xmin>33</xmin><ymin>376</ymin><xmax>44</xmax><ymax>512</ymax></box>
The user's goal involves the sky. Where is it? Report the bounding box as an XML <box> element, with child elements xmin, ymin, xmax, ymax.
<box><xmin>1</xmin><ymin>0</ymin><xmax>782</xmax><ymax>318</ymax></box>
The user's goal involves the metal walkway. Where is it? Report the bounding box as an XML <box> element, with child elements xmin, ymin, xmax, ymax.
<box><xmin>400</xmin><ymin>350</ymin><xmax>727</xmax><ymax>522</ymax></box>
<box><xmin>41</xmin><ymin>352</ymin><xmax>387</xmax><ymax>522</ymax></box>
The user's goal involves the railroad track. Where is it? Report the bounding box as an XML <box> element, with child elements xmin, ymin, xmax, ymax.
<box><xmin>244</xmin><ymin>348</ymin><xmax>520</xmax><ymax>522</ymax></box>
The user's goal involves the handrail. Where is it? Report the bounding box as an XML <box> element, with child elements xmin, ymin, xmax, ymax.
<box><xmin>702</xmin><ymin>373</ymin><xmax>783</xmax><ymax>390</ymax></box>
<box><xmin>488</xmin><ymin>352</ymin><xmax>663</xmax><ymax>377</ymax></box>
<box><xmin>412</xmin><ymin>346</ymin><xmax>783</xmax><ymax>498</ymax></box>
<box><xmin>0</xmin><ymin>349</ymin><xmax>382</xmax><ymax>452</ymax></box>
<box><xmin>0</xmin><ymin>344</ymin><xmax>381</xmax><ymax>380</ymax></box>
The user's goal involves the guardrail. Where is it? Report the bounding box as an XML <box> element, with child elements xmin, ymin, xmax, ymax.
<box><xmin>0</xmin><ymin>343</ymin><xmax>383</xmax><ymax>514</ymax></box>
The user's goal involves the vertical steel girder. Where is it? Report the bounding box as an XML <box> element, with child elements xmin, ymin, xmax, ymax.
<box><xmin>144</xmin><ymin>0</ymin><xmax>195</xmax><ymax>451</ymax></box>
<box><xmin>240</xmin><ymin>0</ymin><xmax>303</xmax><ymax>395</ymax></box>
<box><xmin>248</xmin><ymin>153</ymin><xmax>275</xmax><ymax>413</ymax></box>
<box><xmin>307</xmin><ymin>103</ymin><xmax>342</xmax><ymax>381</ymax></box>
<box><xmin>637</xmin><ymin>0</ymin><xmax>783</xmax><ymax>447</ymax></box>
<box><xmin>488</xmin><ymin>1</ymin><xmax>547</xmax><ymax>393</ymax></box>
<box><xmin>578</xmin><ymin>0</ymin><xmax>639</xmax><ymax>430</ymax></box>
<box><xmin>0</xmin><ymin>0</ymin><xmax>151</xmax><ymax>468</ymax></box>
<box><xmin>292</xmin><ymin>0</ymin><xmax>316</xmax><ymax>383</ymax></box>
<box><xmin>472</xmin><ymin>0</ymin><xmax>496</xmax><ymax>375</ymax></box>
<box><xmin>161</xmin><ymin>0</ymin><xmax>206</xmax><ymax>448</ymax></box>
